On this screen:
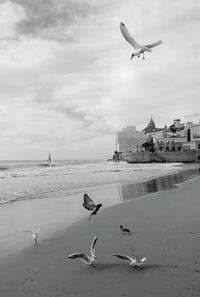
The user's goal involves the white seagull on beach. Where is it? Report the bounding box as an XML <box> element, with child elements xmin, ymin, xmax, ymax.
<box><xmin>82</xmin><ymin>194</ymin><xmax>102</xmax><ymax>220</ymax></box>
<box><xmin>120</xmin><ymin>22</ymin><xmax>163</xmax><ymax>60</ymax></box>
<box><xmin>23</xmin><ymin>227</ymin><xmax>44</xmax><ymax>244</ymax></box>
<box><xmin>112</xmin><ymin>253</ymin><xmax>146</xmax><ymax>268</ymax></box>
<box><xmin>67</xmin><ymin>235</ymin><xmax>98</xmax><ymax>267</ymax></box>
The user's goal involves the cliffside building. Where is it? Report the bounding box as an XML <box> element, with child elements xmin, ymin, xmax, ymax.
<box><xmin>117</xmin><ymin>126</ymin><xmax>146</xmax><ymax>153</ymax></box>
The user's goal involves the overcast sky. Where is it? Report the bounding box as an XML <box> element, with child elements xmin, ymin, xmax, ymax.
<box><xmin>0</xmin><ymin>0</ymin><xmax>199</xmax><ymax>160</ymax></box>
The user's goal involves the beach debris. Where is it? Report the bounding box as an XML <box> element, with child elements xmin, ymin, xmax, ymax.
<box><xmin>23</xmin><ymin>227</ymin><xmax>44</xmax><ymax>244</ymax></box>
<box><xmin>120</xmin><ymin>22</ymin><xmax>163</xmax><ymax>60</ymax></box>
<box><xmin>120</xmin><ymin>225</ymin><xmax>131</xmax><ymax>233</ymax></box>
<box><xmin>112</xmin><ymin>253</ymin><xmax>146</xmax><ymax>268</ymax></box>
<box><xmin>67</xmin><ymin>235</ymin><xmax>98</xmax><ymax>267</ymax></box>
<box><xmin>82</xmin><ymin>193</ymin><xmax>102</xmax><ymax>220</ymax></box>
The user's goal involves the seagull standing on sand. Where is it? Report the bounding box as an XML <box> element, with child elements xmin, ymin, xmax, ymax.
<box><xmin>67</xmin><ymin>235</ymin><xmax>98</xmax><ymax>267</ymax></box>
<box><xmin>112</xmin><ymin>253</ymin><xmax>146</xmax><ymax>268</ymax></box>
<box><xmin>120</xmin><ymin>225</ymin><xmax>131</xmax><ymax>234</ymax></box>
<box><xmin>120</xmin><ymin>22</ymin><xmax>163</xmax><ymax>60</ymax></box>
<box><xmin>23</xmin><ymin>227</ymin><xmax>44</xmax><ymax>244</ymax></box>
<box><xmin>82</xmin><ymin>193</ymin><xmax>102</xmax><ymax>220</ymax></box>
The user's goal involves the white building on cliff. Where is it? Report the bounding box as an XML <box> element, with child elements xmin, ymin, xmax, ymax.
<box><xmin>117</xmin><ymin>126</ymin><xmax>146</xmax><ymax>153</ymax></box>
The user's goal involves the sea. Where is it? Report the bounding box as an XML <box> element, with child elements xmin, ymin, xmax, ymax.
<box><xmin>0</xmin><ymin>159</ymin><xmax>200</xmax><ymax>259</ymax></box>
<box><xmin>0</xmin><ymin>159</ymin><xmax>188</xmax><ymax>204</ymax></box>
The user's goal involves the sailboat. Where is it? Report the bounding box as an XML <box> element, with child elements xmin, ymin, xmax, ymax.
<box><xmin>38</xmin><ymin>153</ymin><xmax>54</xmax><ymax>167</ymax></box>
<box><xmin>48</xmin><ymin>153</ymin><xmax>52</xmax><ymax>167</ymax></box>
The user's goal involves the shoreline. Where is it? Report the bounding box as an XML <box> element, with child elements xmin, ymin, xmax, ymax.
<box><xmin>0</xmin><ymin>165</ymin><xmax>200</xmax><ymax>262</ymax></box>
<box><xmin>0</xmin><ymin>161</ymin><xmax>190</xmax><ymax>204</ymax></box>
<box><xmin>10</xmin><ymin>162</ymin><xmax>200</xmax><ymax>203</ymax></box>
<box><xmin>0</xmin><ymin>173</ymin><xmax>200</xmax><ymax>296</ymax></box>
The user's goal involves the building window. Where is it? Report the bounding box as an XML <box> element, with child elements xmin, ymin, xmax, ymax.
<box><xmin>178</xmin><ymin>146</ymin><xmax>182</xmax><ymax>151</ymax></box>
<box><xmin>198</xmin><ymin>144</ymin><xmax>200</xmax><ymax>150</ymax></box>
<box><xmin>166</xmin><ymin>146</ymin><xmax>169</xmax><ymax>151</ymax></box>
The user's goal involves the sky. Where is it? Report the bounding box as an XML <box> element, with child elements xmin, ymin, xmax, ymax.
<box><xmin>0</xmin><ymin>0</ymin><xmax>199</xmax><ymax>160</ymax></box>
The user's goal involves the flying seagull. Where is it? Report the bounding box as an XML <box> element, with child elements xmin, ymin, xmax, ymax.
<box><xmin>67</xmin><ymin>235</ymin><xmax>98</xmax><ymax>267</ymax></box>
<box><xmin>112</xmin><ymin>253</ymin><xmax>146</xmax><ymax>268</ymax></box>
<box><xmin>120</xmin><ymin>225</ymin><xmax>130</xmax><ymax>234</ymax></box>
<box><xmin>120</xmin><ymin>22</ymin><xmax>163</xmax><ymax>60</ymax></box>
<box><xmin>82</xmin><ymin>193</ymin><xmax>102</xmax><ymax>220</ymax></box>
<box><xmin>23</xmin><ymin>227</ymin><xmax>44</xmax><ymax>244</ymax></box>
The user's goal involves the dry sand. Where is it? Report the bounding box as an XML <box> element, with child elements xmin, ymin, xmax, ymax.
<box><xmin>0</xmin><ymin>178</ymin><xmax>200</xmax><ymax>297</ymax></box>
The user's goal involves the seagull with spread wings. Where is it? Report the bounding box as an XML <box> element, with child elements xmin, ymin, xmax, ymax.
<box><xmin>112</xmin><ymin>253</ymin><xmax>146</xmax><ymax>268</ymax></box>
<box><xmin>120</xmin><ymin>22</ymin><xmax>163</xmax><ymax>60</ymax></box>
<box><xmin>67</xmin><ymin>235</ymin><xmax>98</xmax><ymax>267</ymax></box>
<box><xmin>82</xmin><ymin>193</ymin><xmax>102</xmax><ymax>220</ymax></box>
<box><xmin>23</xmin><ymin>227</ymin><xmax>44</xmax><ymax>244</ymax></box>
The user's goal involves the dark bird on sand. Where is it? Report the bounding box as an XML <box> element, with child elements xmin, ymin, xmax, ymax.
<box><xmin>82</xmin><ymin>193</ymin><xmax>102</xmax><ymax>220</ymax></box>
<box><xmin>120</xmin><ymin>225</ymin><xmax>130</xmax><ymax>233</ymax></box>
<box><xmin>67</xmin><ymin>235</ymin><xmax>98</xmax><ymax>267</ymax></box>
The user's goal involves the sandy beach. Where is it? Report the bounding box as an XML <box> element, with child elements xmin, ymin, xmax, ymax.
<box><xmin>0</xmin><ymin>175</ymin><xmax>199</xmax><ymax>297</ymax></box>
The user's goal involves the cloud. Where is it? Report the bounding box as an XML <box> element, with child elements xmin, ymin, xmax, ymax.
<box><xmin>10</xmin><ymin>0</ymin><xmax>105</xmax><ymax>41</ymax></box>
<box><xmin>0</xmin><ymin>0</ymin><xmax>199</xmax><ymax>159</ymax></box>
<box><xmin>0</xmin><ymin>0</ymin><xmax>25</xmax><ymax>39</ymax></box>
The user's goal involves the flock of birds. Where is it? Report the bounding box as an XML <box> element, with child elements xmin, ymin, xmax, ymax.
<box><xmin>23</xmin><ymin>22</ymin><xmax>162</xmax><ymax>269</ymax></box>
<box><xmin>23</xmin><ymin>193</ymin><xmax>146</xmax><ymax>269</ymax></box>
<box><xmin>67</xmin><ymin>193</ymin><xmax>147</xmax><ymax>268</ymax></box>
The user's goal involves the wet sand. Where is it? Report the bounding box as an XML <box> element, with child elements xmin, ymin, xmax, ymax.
<box><xmin>0</xmin><ymin>175</ymin><xmax>200</xmax><ymax>296</ymax></box>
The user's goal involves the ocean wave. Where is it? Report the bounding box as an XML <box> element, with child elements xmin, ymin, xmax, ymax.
<box><xmin>0</xmin><ymin>167</ymin><xmax>8</xmax><ymax>171</ymax></box>
<box><xmin>0</xmin><ymin>161</ymin><xmax>182</xmax><ymax>179</ymax></box>
<box><xmin>0</xmin><ymin>160</ymin><xmax>189</xmax><ymax>204</ymax></box>
<box><xmin>0</xmin><ymin>198</ymin><xmax>17</xmax><ymax>205</ymax></box>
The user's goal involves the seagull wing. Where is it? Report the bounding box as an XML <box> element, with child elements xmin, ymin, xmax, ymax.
<box><xmin>120</xmin><ymin>22</ymin><xmax>140</xmax><ymax>49</ymax></box>
<box><xmin>67</xmin><ymin>253</ymin><xmax>90</xmax><ymax>263</ymax></box>
<box><xmin>83</xmin><ymin>194</ymin><xmax>95</xmax><ymax>210</ymax></box>
<box><xmin>35</xmin><ymin>227</ymin><xmax>43</xmax><ymax>235</ymax></box>
<box><xmin>131</xmin><ymin>254</ymin><xmax>138</xmax><ymax>261</ymax></box>
<box><xmin>112</xmin><ymin>253</ymin><xmax>133</xmax><ymax>262</ymax></box>
<box><xmin>90</xmin><ymin>235</ymin><xmax>98</xmax><ymax>257</ymax></box>
<box><xmin>145</xmin><ymin>40</ymin><xmax>163</xmax><ymax>49</ymax></box>
<box><xmin>83</xmin><ymin>202</ymin><xmax>95</xmax><ymax>211</ymax></box>
<box><xmin>83</xmin><ymin>193</ymin><xmax>95</xmax><ymax>205</ymax></box>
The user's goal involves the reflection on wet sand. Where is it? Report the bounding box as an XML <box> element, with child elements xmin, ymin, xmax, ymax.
<box><xmin>120</xmin><ymin>167</ymin><xmax>200</xmax><ymax>202</ymax></box>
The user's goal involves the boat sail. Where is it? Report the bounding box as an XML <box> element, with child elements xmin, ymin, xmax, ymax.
<box><xmin>48</xmin><ymin>153</ymin><xmax>52</xmax><ymax>167</ymax></box>
<box><xmin>38</xmin><ymin>153</ymin><xmax>54</xmax><ymax>167</ymax></box>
